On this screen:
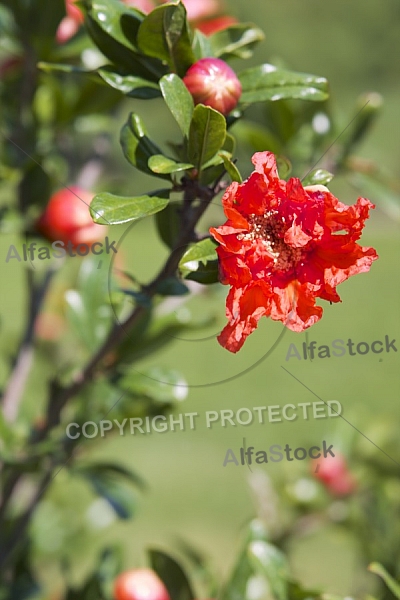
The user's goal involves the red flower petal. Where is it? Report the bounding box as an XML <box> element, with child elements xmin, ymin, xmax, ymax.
<box><xmin>210</xmin><ymin>151</ymin><xmax>378</xmax><ymax>352</ymax></box>
<box><xmin>218</xmin><ymin>282</ymin><xmax>272</xmax><ymax>353</ymax></box>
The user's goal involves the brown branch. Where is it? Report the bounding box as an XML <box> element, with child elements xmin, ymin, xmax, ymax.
<box><xmin>0</xmin><ymin>184</ymin><xmax>217</xmax><ymax>548</ymax></box>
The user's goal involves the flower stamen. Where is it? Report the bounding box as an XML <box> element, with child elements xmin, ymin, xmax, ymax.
<box><xmin>237</xmin><ymin>211</ymin><xmax>303</xmax><ymax>271</ymax></box>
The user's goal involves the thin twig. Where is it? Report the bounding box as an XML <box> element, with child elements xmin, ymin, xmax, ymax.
<box><xmin>2</xmin><ymin>268</ymin><xmax>55</xmax><ymax>423</ymax></box>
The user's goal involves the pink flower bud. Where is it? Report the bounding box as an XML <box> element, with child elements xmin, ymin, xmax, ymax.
<box><xmin>312</xmin><ymin>453</ymin><xmax>357</xmax><ymax>497</ymax></box>
<box><xmin>183</xmin><ymin>58</ymin><xmax>242</xmax><ymax>115</ymax></box>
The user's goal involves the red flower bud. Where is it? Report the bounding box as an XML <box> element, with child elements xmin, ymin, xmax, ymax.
<box><xmin>312</xmin><ymin>453</ymin><xmax>357</xmax><ymax>497</ymax></box>
<box><xmin>36</xmin><ymin>186</ymin><xmax>105</xmax><ymax>247</ymax></box>
<box><xmin>183</xmin><ymin>58</ymin><xmax>242</xmax><ymax>115</ymax></box>
<box><xmin>114</xmin><ymin>569</ymin><xmax>171</xmax><ymax>600</ymax></box>
<box><xmin>195</xmin><ymin>16</ymin><xmax>238</xmax><ymax>36</ymax></box>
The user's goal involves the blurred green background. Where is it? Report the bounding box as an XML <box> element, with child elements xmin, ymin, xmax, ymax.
<box><xmin>1</xmin><ymin>0</ymin><xmax>399</xmax><ymax>597</ymax></box>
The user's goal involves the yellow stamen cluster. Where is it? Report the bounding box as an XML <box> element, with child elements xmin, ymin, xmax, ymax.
<box><xmin>237</xmin><ymin>211</ymin><xmax>303</xmax><ymax>271</ymax></box>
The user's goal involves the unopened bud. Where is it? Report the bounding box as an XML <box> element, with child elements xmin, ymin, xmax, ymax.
<box><xmin>183</xmin><ymin>58</ymin><xmax>242</xmax><ymax>115</ymax></box>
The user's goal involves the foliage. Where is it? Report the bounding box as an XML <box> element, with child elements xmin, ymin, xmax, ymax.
<box><xmin>0</xmin><ymin>0</ymin><xmax>399</xmax><ymax>599</ymax></box>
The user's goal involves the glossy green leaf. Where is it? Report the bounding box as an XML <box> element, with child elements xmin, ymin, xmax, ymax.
<box><xmin>160</xmin><ymin>73</ymin><xmax>194</xmax><ymax>137</ymax></box>
<box><xmin>302</xmin><ymin>168</ymin><xmax>334</xmax><ymax>186</ymax></box>
<box><xmin>84</xmin><ymin>0</ymin><xmax>142</xmax><ymax>49</ymax></box>
<box><xmin>179</xmin><ymin>238</ymin><xmax>219</xmax><ymax>284</ymax></box>
<box><xmin>239</xmin><ymin>64</ymin><xmax>329</xmax><ymax>103</ymax></box>
<box><xmin>90</xmin><ymin>192</ymin><xmax>170</xmax><ymax>225</ymax></box>
<box><xmin>188</xmin><ymin>104</ymin><xmax>226</xmax><ymax>170</ymax></box>
<box><xmin>119</xmin><ymin>367</ymin><xmax>188</xmax><ymax>403</ymax></box>
<box><xmin>84</xmin><ymin>0</ymin><xmax>165</xmax><ymax>79</ymax></box>
<box><xmin>148</xmin><ymin>155</ymin><xmax>194</xmax><ymax>174</ymax></box>
<box><xmin>137</xmin><ymin>2</ymin><xmax>195</xmax><ymax>77</ymax></box>
<box><xmin>97</xmin><ymin>66</ymin><xmax>160</xmax><ymax>98</ymax></box>
<box><xmin>149</xmin><ymin>549</ymin><xmax>195</xmax><ymax>600</ymax></box>
<box><xmin>196</xmin><ymin>131</ymin><xmax>234</xmax><ymax>181</ymax></box>
<box><xmin>368</xmin><ymin>563</ymin><xmax>400</xmax><ymax>599</ymax></box>
<box><xmin>120</xmin><ymin>112</ymin><xmax>169</xmax><ymax>177</ymax></box>
<box><xmin>248</xmin><ymin>540</ymin><xmax>290</xmax><ymax>600</ymax></box>
<box><xmin>219</xmin><ymin>152</ymin><xmax>242</xmax><ymax>182</ymax></box>
<box><xmin>209</xmin><ymin>23</ymin><xmax>265</xmax><ymax>60</ymax></box>
<box><xmin>179</xmin><ymin>238</ymin><xmax>218</xmax><ymax>272</ymax></box>
<box><xmin>201</xmin><ymin>153</ymin><xmax>225</xmax><ymax>170</ymax></box>
<box><xmin>191</xmin><ymin>29</ymin><xmax>213</xmax><ymax>60</ymax></box>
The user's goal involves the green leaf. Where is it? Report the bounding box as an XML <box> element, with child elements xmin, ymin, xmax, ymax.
<box><xmin>302</xmin><ymin>168</ymin><xmax>333</xmax><ymax>186</ymax></box>
<box><xmin>232</xmin><ymin>120</ymin><xmax>281</xmax><ymax>154</ymax></box>
<box><xmin>76</xmin><ymin>462</ymin><xmax>146</xmax><ymax>490</ymax></box>
<box><xmin>84</xmin><ymin>0</ymin><xmax>142</xmax><ymax>49</ymax></box>
<box><xmin>149</xmin><ymin>549</ymin><xmax>195</xmax><ymax>600</ymax></box>
<box><xmin>119</xmin><ymin>367</ymin><xmax>188</xmax><ymax>403</ymax></box>
<box><xmin>38</xmin><ymin>62</ymin><xmax>94</xmax><ymax>75</ymax></box>
<box><xmin>239</xmin><ymin>64</ymin><xmax>329</xmax><ymax>103</ymax></box>
<box><xmin>179</xmin><ymin>238</ymin><xmax>219</xmax><ymax>284</ymax></box>
<box><xmin>155</xmin><ymin>201</ymin><xmax>182</xmax><ymax>248</ymax></box>
<box><xmin>156</xmin><ymin>277</ymin><xmax>189</xmax><ymax>296</ymax></box>
<box><xmin>97</xmin><ymin>66</ymin><xmax>160</xmax><ymax>99</ymax></box>
<box><xmin>120</xmin><ymin>11</ymin><xmax>145</xmax><ymax>46</ymax></box>
<box><xmin>220</xmin><ymin>520</ymin><xmax>270</xmax><ymax>600</ymax></box>
<box><xmin>160</xmin><ymin>73</ymin><xmax>194</xmax><ymax>137</ymax></box>
<box><xmin>288</xmin><ymin>581</ymin><xmax>321</xmax><ymax>600</ymax></box>
<box><xmin>90</xmin><ymin>192</ymin><xmax>170</xmax><ymax>225</ymax></box>
<box><xmin>148</xmin><ymin>155</ymin><xmax>194</xmax><ymax>174</ymax></box>
<box><xmin>276</xmin><ymin>155</ymin><xmax>292</xmax><ymax>180</ymax></box>
<box><xmin>336</xmin><ymin>92</ymin><xmax>383</xmax><ymax>163</ymax></box>
<box><xmin>349</xmin><ymin>172</ymin><xmax>400</xmax><ymax>222</ymax></box>
<box><xmin>368</xmin><ymin>563</ymin><xmax>400</xmax><ymax>599</ymax></box>
<box><xmin>209</xmin><ymin>23</ymin><xmax>265</xmax><ymax>60</ymax></box>
<box><xmin>188</xmin><ymin>104</ymin><xmax>226</xmax><ymax>170</ymax></box>
<box><xmin>248</xmin><ymin>540</ymin><xmax>290</xmax><ymax>600</ymax></box>
<box><xmin>191</xmin><ymin>29</ymin><xmax>213</xmax><ymax>61</ymax></box>
<box><xmin>137</xmin><ymin>2</ymin><xmax>195</xmax><ymax>77</ymax></box>
<box><xmin>65</xmin><ymin>258</ymin><xmax>113</xmax><ymax>353</ymax></box>
<box><xmin>223</xmin><ymin>132</ymin><xmax>236</xmax><ymax>154</ymax></box>
<box><xmin>84</xmin><ymin>0</ymin><xmax>166</xmax><ymax>79</ymax></box>
<box><xmin>219</xmin><ymin>152</ymin><xmax>242</xmax><ymax>183</ymax></box>
<box><xmin>86</xmin><ymin>475</ymin><xmax>137</xmax><ymax>519</ymax></box>
<box><xmin>74</xmin><ymin>460</ymin><xmax>145</xmax><ymax>520</ymax></box>
<box><xmin>120</xmin><ymin>112</ymin><xmax>169</xmax><ymax>177</ymax></box>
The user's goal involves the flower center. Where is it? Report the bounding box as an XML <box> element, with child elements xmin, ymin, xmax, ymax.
<box><xmin>237</xmin><ymin>211</ymin><xmax>303</xmax><ymax>271</ymax></box>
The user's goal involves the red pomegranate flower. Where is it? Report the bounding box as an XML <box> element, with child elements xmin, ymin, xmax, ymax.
<box><xmin>210</xmin><ymin>152</ymin><xmax>378</xmax><ymax>353</ymax></box>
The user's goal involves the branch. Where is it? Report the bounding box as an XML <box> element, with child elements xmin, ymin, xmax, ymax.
<box><xmin>36</xmin><ymin>189</ymin><xmax>216</xmax><ymax>438</ymax></box>
<box><xmin>1</xmin><ymin>268</ymin><xmax>55</xmax><ymax>423</ymax></box>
